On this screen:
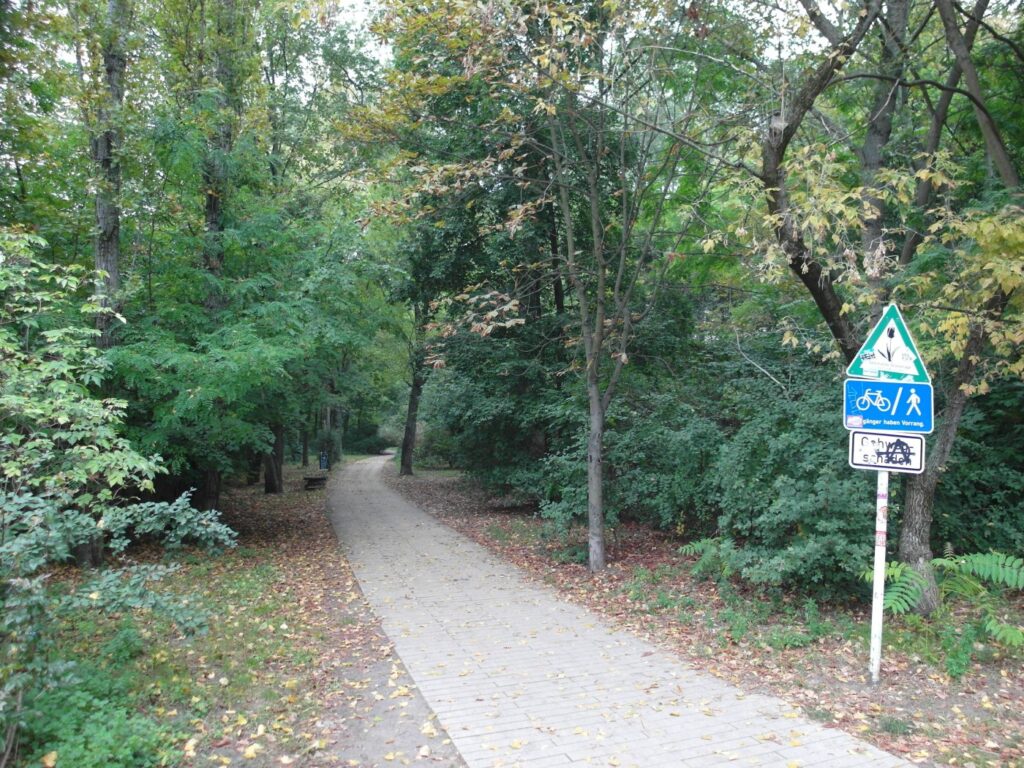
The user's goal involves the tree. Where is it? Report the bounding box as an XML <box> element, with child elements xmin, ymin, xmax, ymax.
<box><xmin>720</xmin><ymin>0</ymin><xmax>1023</xmax><ymax>610</ymax></box>
<box><xmin>70</xmin><ymin>0</ymin><xmax>133</xmax><ymax>347</ymax></box>
<box><xmin>371</xmin><ymin>0</ymin><xmax>723</xmax><ymax>569</ymax></box>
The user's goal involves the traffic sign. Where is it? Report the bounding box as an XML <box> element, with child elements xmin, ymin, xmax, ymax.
<box><xmin>849</xmin><ymin>430</ymin><xmax>925</xmax><ymax>474</ymax></box>
<box><xmin>844</xmin><ymin>379</ymin><xmax>932</xmax><ymax>433</ymax></box>
<box><xmin>847</xmin><ymin>304</ymin><xmax>930</xmax><ymax>383</ymax></box>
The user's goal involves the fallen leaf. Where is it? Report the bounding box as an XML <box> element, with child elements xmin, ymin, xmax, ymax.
<box><xmin>242</xmin><ymin>744</ymin><xmax>264</xmax><ymax>759</ymax></box>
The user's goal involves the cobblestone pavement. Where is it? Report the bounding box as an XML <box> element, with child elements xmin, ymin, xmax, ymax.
<box><xmin>328</xmin><ymin>456</ymin><xmax>911</xmax><ymax>768</ymax></box>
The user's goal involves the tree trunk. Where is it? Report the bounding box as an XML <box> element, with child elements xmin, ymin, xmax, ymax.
<box><xmin>72</xmin><ymin>535</ymin><xmax>104</xmax><ymax>569</ymax></box>
<box><xmin>264</xmin><ymin>424</ymin><xmax>285</xmax><ymax>493</ymax></box>
<box><xmin>263</xmin><ymin>452</ymin><xmax>282</xmax><ymax>493</ymax></box>
<box><xmin>274</xmin><ymin>423</ymin><xmax>285</xmax><ymax>483</ymax></box>
<box><xmin>199</xmin><ymin>468</ymin><xmax>221</xmax><ymax>510</ymax></box>
<box><xmin>246</xmin><ymin>451</ymin><xmax>262</xmax><ymax>485</ymax></box>
<box><xmin>899</xmin><ymin>0</ymin><xmax>988</xmax><ymax>266</ymax></box>
<box><xmin>549</xmin><ymin>214</ymin><xmax>565</xmax><ymax>315</ymax></box>
<box><xmin>399</xmin><ymin>362</ymin><xmax>426</xmax><ymax>476</ymax></box>
<box><xmin>898</xmin><ymin>314</ymin><xmax>990</xmax><ymax>613</ymax></box>
<box><xmin>301</xmin><ymin>425</ymin><xmax>309</xmax><ymax>468</ymax></box>
<box><xmin>92</xmin><ymin>0</ymin><xmax>129</xmax><ymax>348</ymax></box>
<box><xmin>859</xmin><ymin>0</ymin><xmax>908</xmax><ymax>308</ymax></box>
<box><xmin>585</xmin><ymin>386</ymin><xmax>606</xmax><ymax>572</ymax></box>
<box><xmin>899</xmin><ymin>472</ymin><xmax>941</xmax><ymax>613</ymax></box>
<box><xmin>934</xmin><ymin>0</ymin><xmax>1020</xmax><ymax>188</ymax></box>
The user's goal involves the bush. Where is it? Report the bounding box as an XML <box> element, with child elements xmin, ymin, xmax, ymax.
<box><xmin>416</xmin><ymin>426</ymin><xmax>460</xmax><ymax>468</ymax></box>
<box><xmin>709</xmin><ymin>356</ymin><xmax>874</xmax><ymax>595</ymax></box>
<box><xmin>605</xmin><ymin>407</ymin><xmax>722</xmax><ymax>534</ymax></box>
<box><xmin>23</xmin><ymin>687</ymin><xmax>170</xmax><ymax>768</ymax></box>
<box><xmin>935</xmin><ymin>380</ymin><xmax>1024</xmax><ymax>556</ymax></box>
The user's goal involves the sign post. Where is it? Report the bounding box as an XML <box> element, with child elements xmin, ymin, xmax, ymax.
<box><xmin>869</xmin><ymin>471</ymin><xmax>889</xmax><ymax>684</ymax></box>
<box><xmin>844</xmin><ymin>304</ymin><xmax>930</xmax><ymax>685</ymax></box>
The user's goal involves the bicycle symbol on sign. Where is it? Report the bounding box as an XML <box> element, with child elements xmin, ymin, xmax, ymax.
<box><xmin>855</xmin><ymin>388</ymin><xmax>891</xmax><ymax>411</ymax></box>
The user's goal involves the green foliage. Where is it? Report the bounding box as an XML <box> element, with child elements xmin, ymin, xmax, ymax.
<box><xmin>933</xmin><ymin>553</ymin><xmax>1024</xmax><ymax>648</ymax></box>
<box><xmin>104</xmin><ymin>493</ymin><xmax>237</xmax><ymax>554</ymax></box>
<box><xmin>22</xmin><ymin>677</ymin><xmax>171</xmax><ymax>768</ymax></box>
<box><xmin>0</xmin><ymin>241</ymin><xmax>163</xmax><ymax>507</ymax></box>
<box><xmin>708</xmin><ymin>347</ymin><xmax>874</xmax><ymax>594</ymax></box>
<box><xmin>940</xmin><ymin>623</ymin><xmax>979</xmax><ymax>680</ymax></box>
<box><xmin>0</xmin><ymin>238</ymin><xmax>234</xmax><ymax>761</ymax></box>
<box><xmin>604</xmin><ymin>403</ymin><xmax>722</xmax><ymax>533</ymax></box>
<box><xmin>935</xmin><ymin>382</ymin><xmax>1024</xmax><ymax>555</ymax></box>
<box><xmin>934</xmin><ymin>552</ymin><xmax>1024</xmax><ymax>592</ymax></box>
<box><xmin>679</xmin><ymin>537</ymin><xmax>736</xmax><ymax>583</ymax></box>
<box><xmin>869</xmin><ymin>551</ymin><xmax>1024</xmax><ymax>676</ymax></box>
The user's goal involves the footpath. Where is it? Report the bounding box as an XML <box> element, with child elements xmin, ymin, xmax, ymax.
<box><xmin>327</xmin><ymin>456</ymin><xmax>912</xmax><ymax>768</ymax></box>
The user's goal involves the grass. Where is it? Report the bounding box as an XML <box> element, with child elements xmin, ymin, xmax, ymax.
<box><xmin>28</xmin><ymin>548</ymin><xmax>304</xmax><ymax>767</ymax></box>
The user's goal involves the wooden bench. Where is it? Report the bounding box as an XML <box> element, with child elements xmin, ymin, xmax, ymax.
<box><xmin>303</xmin><ymin>474</ymin><xmax>328</xmax><ymax>490</ymax></box>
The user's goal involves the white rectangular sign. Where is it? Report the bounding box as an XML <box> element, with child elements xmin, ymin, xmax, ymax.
<box><xmin>848</xmin><ymin>430</ymin><xmax>925</xmax><ymax>474</ymax></box>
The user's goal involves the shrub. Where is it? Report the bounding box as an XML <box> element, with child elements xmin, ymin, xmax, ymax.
<box><xmin>23</xmin><ymin>687</ymin><xmax>170</xmax><ymax>768</ymax></box>
<box><xmin>709</xmin><ymin>356</ymin><xmax>874</xmax><ymax>595</ymax></box>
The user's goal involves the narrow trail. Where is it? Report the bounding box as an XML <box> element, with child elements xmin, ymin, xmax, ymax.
<box><xmin>328</xmin><ymin>456</ymin><xmax>910</xmax><ymax>768</ymax></box>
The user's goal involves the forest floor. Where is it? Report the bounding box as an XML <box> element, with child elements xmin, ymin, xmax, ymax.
<box><xmin>382</xmin><ymin>466</ymin><xmax>1024</xmax><ymax>768</ymax></box>
<box><xmin>37</xmin><ymin>462</ymin><xmax>464</xmax><ymax>768</ymax></box>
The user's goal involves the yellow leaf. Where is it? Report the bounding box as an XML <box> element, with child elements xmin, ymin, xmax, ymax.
<box><xmin>242</xmin><ymin>744</ymin><xmax>263</xmax><ymax>759</ymax></box>
<box><xmin>41</xmin><ymin>752</ymin><xmax>58</xmax><ymax>768</ymax></box>
<box><xmin>420</xmin><ymin>721</ymin><xmax>438</xmax><ymax>738</ymax></box>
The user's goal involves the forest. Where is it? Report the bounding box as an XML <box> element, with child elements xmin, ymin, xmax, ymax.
<box><xmin>1</xmin><ymin>0</ymin><xmax>1023</xmax><ymax>763</ymax></box>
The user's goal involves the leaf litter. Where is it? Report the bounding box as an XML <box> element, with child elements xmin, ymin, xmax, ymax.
<box><xmin>150</xmin><ymin>465</ymin><xmax>465</xmax><ymax>768</ymax></box>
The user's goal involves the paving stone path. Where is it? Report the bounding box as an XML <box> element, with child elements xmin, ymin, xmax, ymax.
<box><xmin>328</xmin><ymin>456</ymin><xmax>911</xmax><ymax>768</ymax></box>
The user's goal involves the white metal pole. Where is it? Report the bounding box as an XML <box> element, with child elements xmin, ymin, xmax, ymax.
<box><xmin>869</xmin><ymin>470</ymin><xmax>890</xmax><ymax>684</ymax></box>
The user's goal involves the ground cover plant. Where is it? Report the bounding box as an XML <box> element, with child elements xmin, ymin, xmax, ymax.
<box><xmin>385</xmin><ymin>467</ymin><xmax>1024</xmax><ymax>768</ymax></box>
<box><xmin>8</xmin><ymin>466</ymin><xmax>462</xmax><ymax>767</ymax></box>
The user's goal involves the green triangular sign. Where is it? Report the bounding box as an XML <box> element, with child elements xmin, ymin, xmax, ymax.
<box><xmin>847</xmin><ymin>304</ymin><xmax>930</xmax><ymax>383</ymax></box>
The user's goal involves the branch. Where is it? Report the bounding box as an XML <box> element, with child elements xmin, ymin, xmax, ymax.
<box><xmin>736</xmin><ymin>330</ymin><xmax>788</xmax><ymax>393</ymax></box>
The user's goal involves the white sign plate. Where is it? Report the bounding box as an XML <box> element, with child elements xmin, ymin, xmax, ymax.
<box><xmin>849</xmin><ymin>430</ymin><xmax>925</xmax><ymax>474</ymax></box>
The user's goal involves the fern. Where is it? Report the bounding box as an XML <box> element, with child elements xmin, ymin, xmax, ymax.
<box><xmin>678</xmin><ymin>537</ymin><xmax>719</xmax><ymax>557</ymax></box>
<box><xmin>678</xmin><ymin>537</ymin><xmax>735</xmax><ymax>582</ymax></box>
<box><xmin>861</xmin><ymin>562</ymin><xmax>926</xmax><ymax>614</ymax></box>
<box><xmin>933</xmin><ymin>551</ymin><xmax>1024</xmax><ymax>649</ymax></box>
<box><xmin>934</xmin><ymin>552</ymin><xmax>1024</xmax><ymax>591</ymax></box>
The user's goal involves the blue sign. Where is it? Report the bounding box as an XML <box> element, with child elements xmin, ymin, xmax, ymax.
<box><xmin>844</xmin><ymin>379</ymin><xmax>933</xmax><ymax>434</ymax></box>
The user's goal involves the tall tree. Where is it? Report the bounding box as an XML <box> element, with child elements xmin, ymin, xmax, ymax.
<box><xmin>72</xmin><ymin>0</ymin><xmax>132</xmax><ymax>346</ymax></box>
